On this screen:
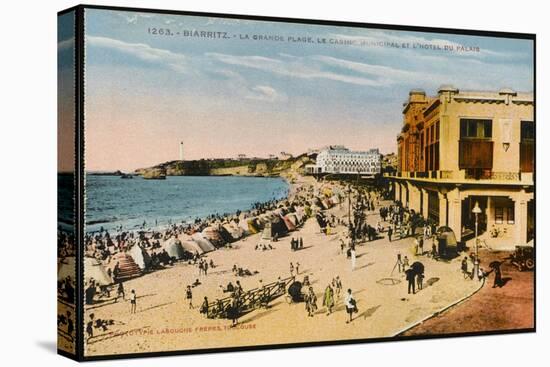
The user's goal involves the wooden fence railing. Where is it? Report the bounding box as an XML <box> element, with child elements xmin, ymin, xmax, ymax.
<box><xmin>204</xmin><ymin>276</ymin><xmax>295</xmax><ymax>319</ymax></box>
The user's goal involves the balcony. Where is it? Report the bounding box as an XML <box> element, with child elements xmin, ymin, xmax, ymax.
<box><xmin>459</xmin><ymin>140</ymin><xmax>494</xmax><ymax>170</ymax></box>
<box><xmin>386</xmin><ymin>169</ymin><xmax>531</xmax><ymax>185</ymax></box>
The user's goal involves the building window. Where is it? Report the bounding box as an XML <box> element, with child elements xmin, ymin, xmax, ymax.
<box><xmin>460</xmin><ymin>119</ymin><xmax>492</xmax><ymax>139</ymax></box>
<box><xmin>520</xmin><ymin>120</ymin><xmax>534</xmax><ymax>172</ymax></box>
<box><xmin>507</xmin><ymin>206</ymin><xmax>515</xmax><ymax>224</ymax></box>
<box><xmin>424</xmin><ymin>120</ymin><xmax>440</xmax><ymax>172</ymax></box>
<box><xmin>495</xmin><ymin>207</ymin><xmax>504</xmax><ymax>224</ymax></box>
<box><xmin>459</xmin><ymin>119</ymin><xmax>493</xmax><ymax>171</ymax></box>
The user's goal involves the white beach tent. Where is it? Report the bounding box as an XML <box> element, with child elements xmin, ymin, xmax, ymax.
<box><xmin>191</xmin><ymin>232</ymin><xmax>216</xmax><ymax>253</ymax></box>
<box><xmin>128</xmin><ymin>244</ymin><xmax>152</xmax><ymax>270</ymax></box>
<box><xmin>162</xmin><ymin>237</ymin><xmax>187</xmax><ymax>260</ymax></box>
<box><xmin>84</xmin><ymin>257</ymin><xmax>113</xmax><ymax>285</ymax></box>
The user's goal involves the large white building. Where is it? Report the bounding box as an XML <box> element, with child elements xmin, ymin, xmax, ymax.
<box><xmin>307</xmin><ymin>146</ymin><xmax>381</xmax><ymax>175</ymax></box>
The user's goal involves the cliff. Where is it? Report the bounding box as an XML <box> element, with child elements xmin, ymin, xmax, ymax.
<box><xmin>135</xmin><ymin>155</ymin><xmax>313</xmax><ymax>178</ymax></box>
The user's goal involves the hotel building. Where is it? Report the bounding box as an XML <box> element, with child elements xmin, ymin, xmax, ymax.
<box><xmin>307</xmin><ymin>146</ymin><xmax>381</xmax><ymax>175</ymax></box>
<box><xmin>388</xmin><ymin>86</ymin><xmax>534</xmax><ymax>249</ymax></box>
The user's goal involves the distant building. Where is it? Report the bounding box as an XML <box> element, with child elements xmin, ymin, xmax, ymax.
<box><xmin>307</xmin><ymin>145</ymin><xmax>381</xmax><ymax>175</ymax></box>
<box><xmin>388</xmin><ymin>86</ymin><xmax>534</xmax><ymax>248</ymax></box>
<box><xmin>237</xmin><ymin>154</ymin><xmax>247</xmax><ymax>160</ymax></box>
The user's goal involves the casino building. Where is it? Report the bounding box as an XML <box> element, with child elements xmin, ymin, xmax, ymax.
<box><xmin>307</xmin><ymin>146</ymin><xmax>381</xmax><ymax>176</ymax></box>
<box><xmin>387</xmin><ymin>86</ymin><xmax>534</xmax><ymax>249</ymax></box>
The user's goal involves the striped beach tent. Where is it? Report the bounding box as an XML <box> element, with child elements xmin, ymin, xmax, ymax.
<box><xmin>281</xmin><ymin>214</ymin><xmax>296</xmax><ymax>231</ymax></box>
<box><xmin>202</xmin><ymin>226</ymin><xmax>226</xmax><ymax>247</ymax></box>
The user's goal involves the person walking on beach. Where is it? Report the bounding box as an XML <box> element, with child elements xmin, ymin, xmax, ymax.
<box><xmin>299</xmin><ymin>237</ymin><xmax>304</xmax><ymax>249</ymax></box>
<box><xmin>305</xmin><ymin>286</ymin><xmax>318</xmax><ymax>317</ymax></box>
<box><xmin>395</xmin><ymin>253</ymin><xmax>403</xmax><ymax>273</ymax></box>
<box><xmin>130</xmin><ymin>289</ymin><xmax>137</xmax><ymax>314</ymax></box>
<box><xmin>388</xmin><ymin>226</ymin><xmax>393</xmax><ymax>242</ymax></box>
<box><xmin>296</xmin><ymin>262</ymin><xmax>300</xmax><ymax>275</ymax></box>
<box><xmin>323</xmin><ymin>284</ymin><xmax>335</xmax><ymax>315</ymax></box>
<box><xmin>204</xmin><ymin>261</ymin><xmax>209</xmax><ymax>276</ymax></box>
<box><xmin>335</xmin><ymin>276</ymin><xmax>343</xmax><ymax>298</ymax></box>
<box><xmin>403</xmin><ymin>255</ymin><xmax>410</xmax><ymax>271</ymax></box>
<box><xmin>186</xmin><ymin>285</ymin><xmax>194</xmax><ymax>309</ymax></box>
<box><xmin>290</xmin><ymin>262</ymin><xmax>294</xmax><ymax>277</ymax></box>
<box><xmin>200</xmin><ymin>296</ymin><xmax>209</xmax><ymax>318</ymax></box>
<box><xmin>492</xmin><ymin>262</ymin><xmax>503</xmax><ymax>288</ymax></box>
<box><xmin>228</xmin><ymin>294</ymin><xmax>240</xmax><ymax>327</ymax></box>
<box><xmin>417</xmin><ymin>271</ymin><xmax>424</xmax><ymax>291</ymax></box>
<box><xmin>344</xmin><ymin>289</ymin><xmax>357</xmax><ymax>324</ymax></box>
<box><xmin>350</xmin><ymin>247</ymin><xmax>356</xmax><ymax>271</ymax></box>
<box><xmin>418</xmin><ymin>236</ymin><xmax>424</xmax><ymax>255</ymax></box>
<box><xmin>406</xmin><ymin>269</ymin><xmax>415</xmax><ymax>294</ymax></box>
<box><xmin>115</xmin><ymin>282</ymin><xmax>125</xmax><ymax>302</ymax></box>
<box><xmin>461</xmin><ymin>257</ymin><xmax>470</xmax><ymax>279</ymax></box>
<box><xmin>86</xmin><ymin>313</ymin><xmax>94</xmax><ymax>341</ymax></box>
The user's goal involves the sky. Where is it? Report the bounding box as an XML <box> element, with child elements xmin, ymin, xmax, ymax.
<box><xmin>71</xmin><ymin>9</ymin><xmax>534</xmax><ymax>172</ymax></box>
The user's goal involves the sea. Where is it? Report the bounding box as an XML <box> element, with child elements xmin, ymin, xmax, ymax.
<box><xmin>84</xmin><ymin>175</ymin><xmax>290</xmax><ymax>233</ymax></box>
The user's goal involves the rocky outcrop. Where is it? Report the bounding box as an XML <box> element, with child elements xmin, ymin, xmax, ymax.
<box><xmin>135</xmin><ymin>154</ymin><xmax>314</xmax><ymax>178</ymax></box>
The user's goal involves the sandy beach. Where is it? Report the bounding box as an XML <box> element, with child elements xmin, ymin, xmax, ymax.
<box><xmin>83</xmin><ymin>177</ymin><xmax>482</xmax><ymax>356</ymax></box>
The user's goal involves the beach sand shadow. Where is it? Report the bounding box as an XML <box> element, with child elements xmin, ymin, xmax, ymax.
<box><xmin>426</xmin><ymin>277</ymin><xmax>440</xmax><ymax>287</ymax></box>
<box><xmin>360</xmin><ymin>304</ymin><xmax>381</xmax><ymax>319</ymax></box>
<box><xmin>240</xmin><ymin>308</ymin><xmax>277</xmax><ymax>324</ymax></box>
<box><xmin>138</xmin><ymin>301</ymin><xmax>174</xmax><ymax>313</ymax></box>
<box><xmin>357</xmin><ymin>262</ymin><xmax>375</xmax><ymax>270</ymax></box>
<box><xmin>85</xmin><ymin>293</ymin><xmax>158</xmax><ymax>311</ymax></box>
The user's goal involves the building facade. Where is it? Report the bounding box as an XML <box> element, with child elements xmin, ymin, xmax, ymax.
<box><xmin>308</xmin><ymin>145</ymin><xmax>381</xmax><ymax>175</ymax></box>
<box><xmin>389</xmin><ymin>86</ymin><xmax>534</xmax><ymax>249</ymax></box>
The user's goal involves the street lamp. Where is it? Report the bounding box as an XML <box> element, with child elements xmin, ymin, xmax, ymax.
<box><xmin>472</xmin><ymin>201</ymin><xmax>482</xmax><ymax>280</ymax></box>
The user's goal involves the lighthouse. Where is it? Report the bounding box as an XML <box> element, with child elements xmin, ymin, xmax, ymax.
<box><xmin>179</xmin><ymin>141</ymin><xmax>184</xmax><ymax>161</ymax></box>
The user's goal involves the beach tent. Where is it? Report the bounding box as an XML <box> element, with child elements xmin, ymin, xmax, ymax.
<box><xmin>281</xmin><ymin>214</ymin><xmax>296</xmax><ymax>231</ymax></box>
<box><xmin>128</xmin><ymin>244</ymin><xmax>152</xmax><ymax>270</ymax></box>
<box><xmin>295</xmin><ymin>207</ymin><xmax>306</xmax><ymax>222</ymax></box>
<box><xmin>110</xmin><ymin>252</ymin><xmax>142</xmax><ymax>281</ymax></box>
<box><xmin>286</xmin><ymin>212</ymin><xmax>302</xmax><ymax>227</ymax></box>
<box><xmin>217</xmin><ymin>225</ymin><xmax>235</xmax><ymax>243</ymax></box>
<box><xmin>202</xmin><ymin>226</ymin><xmax>227</xmax><ymax>247</ymax></box>
<box><xmin>246</xmin><ymin>218</ymin><xmax>261</xmax><ymax>234</ymax></box>
<box><xmin>321</xmin><ymin>198</ymin><xmax>332</xmax><ymax>210</ymax></box>
<box><xmin>179</xmin><ymin>238</ymin><xmax>204</xmax><ymax>255</ymax></box>
<box><xmin>84</xmin><ymin>257</ymin><xmax>113</xmax><ymax>285</ymax></box>
<box><xmin>329</xmin><ymin>195</ymin><xmax>340</xmax><ymax>205</ymax></box>
<box><xmin>223</xmin><ymin>223</ymin><xmax>245</xmax><ymax>241</ymax></box>
<box><xmin>270</xmin><ymin>216</ymin><xmax>288</xmax><ymax>237</ymax></box>
<box><xmin>191</xmin><ymin>233</ymin><xmax>216</xmax><ymax>253</ymax></box>
<box><xmin>162</xmin><ymin>238</ymin><xmax>188</xmax><ymax>260</ymax></box>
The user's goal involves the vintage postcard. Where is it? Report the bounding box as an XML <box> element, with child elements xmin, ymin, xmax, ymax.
<box><xmin>58</xmin><ymin>5</ymin><xmax>535</xmax><ymax>360</ymax></box>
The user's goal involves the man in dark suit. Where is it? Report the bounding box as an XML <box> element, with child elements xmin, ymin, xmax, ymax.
<box><xmin>406</xmin><ymin>268</ymin><xmax>415</xmax><ymax>294</ymax></box>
